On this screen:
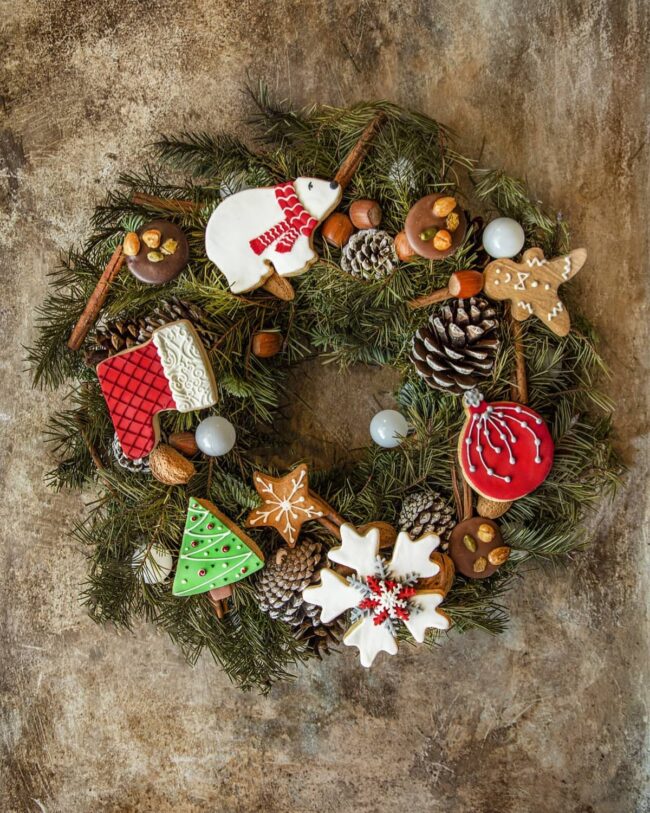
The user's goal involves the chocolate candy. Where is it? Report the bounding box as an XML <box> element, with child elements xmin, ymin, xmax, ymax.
<box><xmin>404</xmin><ymin>193</ymin><xmax>467</xmax><ymax>260</ymax></box>
<box><xmin>448</xmin><ymin>517</ymin><xmax>508</xmax><ymax>579</ymax></box>
<box><xmin>126</xmin><ymin>219</ymin><xmax>189</xmax><ymax>285</ymax></box>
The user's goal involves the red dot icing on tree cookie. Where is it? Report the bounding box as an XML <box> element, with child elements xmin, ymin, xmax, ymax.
<box><xmin>458</xmin><ymin>389</ymin><xmax>554</xmax><ymax>502</ymax></box>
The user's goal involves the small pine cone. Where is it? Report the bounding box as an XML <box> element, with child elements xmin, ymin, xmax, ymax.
<box><xmin>111</xmin><ymin>432</ymin><xmax>150</xmax><ymax>473</ymax></box>
<box><xmin>136</xmin><ymin>298</ymin><xmax>213</xmax><ymax>346</ymax></box>
<box><xmin>411</xmin><ymin>297</ymin><xmax>499</xmax><ymax>395</ymax></box>
<box><xmin>295</xmin><ymin>616</ymin><xmax>346</xmax><ymax>659</ymax></box>
<box><xmin>87</xmin><ymin>299</ymin><xmax>213</xmax><ymax>365</ymax></box>
<box><xmin>340</xmin><ymin>229</ymin><xmax>397</xmax><ymax>281</ymax></box>
<box><xmin>399</xmin><ymin>491</ymin><xmax>456</xmax><ymax>550</ymax></box>
<box><xmin>256</xmin><ymin>539</ymin><xmax>326</xmax><ymax>627</ymax></box>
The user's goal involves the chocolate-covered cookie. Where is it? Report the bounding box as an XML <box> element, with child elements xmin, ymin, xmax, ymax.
<box><xmin>125</xmin><ymin>219</ymin><xmax>189</xmax><ymax>285</ymax></box>
<box><xmin>404</xmin><ymin>193</ymin><xmax>467</xmax><ymax>260</ymax></box>
<box><xmin>448</xmin><ymin>517</ymin><xmax>509</xmax><ymax>579</ymax></box>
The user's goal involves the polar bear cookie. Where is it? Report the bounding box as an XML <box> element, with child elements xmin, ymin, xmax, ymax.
<box><xmin>205</xmin><ymin>177</ymin><xmax>342</xmax><ymax>294</ymax></box>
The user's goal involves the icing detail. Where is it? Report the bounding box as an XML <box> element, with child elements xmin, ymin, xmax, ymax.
<box><xmin>152</xmin><ymin>322</ymin><xmax>217</xmax><ymax>412</ymax></box>
<box><xmin>172</xmin><ymin>499</ymin><xmax>264</xmax><ymax>597</ymax></box>
<box><xmin>205</xmin><ymin>177</ymin><xmax>342</xmax><ymax>294</ymax></box>
<box><xmin>514</xmin><ymin>271</ymin><xmax>530</xmax><ymax>290</ymax></box>
<box><xmin>459</xmin><ymin>389</ymin><xmax>555</xmax><ymax>502</ymax></box>
<box><xmin>303</xmin><ymin>525</ymin><xmax>450</xmax><ymax>668</ymax></box>
<box><xmin>548</xmin><ymin>301</ymin><xmax>564</xmax><ymax>320</ymax></box>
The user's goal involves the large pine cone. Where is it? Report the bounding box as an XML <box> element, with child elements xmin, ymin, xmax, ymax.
<box><xmin>256</xmin><ymin>539</ymin><xmax>326</xmax><ymax>627</ymax></box>
<box><xmin>399</xmin><ymin>491</ymin><xmax>456</xmax><ymax>550</ymax></box>
<box><xmin>340</xmin><ymin>229</ymin><xmax>397</xmax><ymax>281</ymax></box>
<box><xmin>411</xmin><ymin>297</ymin><xmax>499</xmax><ymax>394</ymax></box>
<box><xmin>85</xmin><ymin>299</ymin><xmax>213</xmax><ymax>365</ymax></box>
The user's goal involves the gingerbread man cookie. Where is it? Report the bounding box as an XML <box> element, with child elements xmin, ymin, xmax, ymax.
<box><xmin>483</xmin><ymin>247</ymin><xmax>587</xmax><ymax>337</ymax></box>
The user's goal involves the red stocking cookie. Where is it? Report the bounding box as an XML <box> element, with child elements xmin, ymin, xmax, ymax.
<box><xmin>97</xmin><ymin>320</ymin><xmax>217</xmax><ymax>460</ymax></box>
<box><xmin>458</xmin><ymin>389</ymin><xmax>554</xmax><ymax>502</ymax></box>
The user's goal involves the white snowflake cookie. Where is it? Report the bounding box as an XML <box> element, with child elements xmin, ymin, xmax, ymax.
<box><xmin>303</xmin><ymin>523</ymin><xmax>451</xmax><ymax>667</ymax></box>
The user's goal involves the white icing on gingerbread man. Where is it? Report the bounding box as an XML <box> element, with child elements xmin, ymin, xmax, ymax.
<box><xmin>484</xmin><ymin>247</ymin><xmax>587</xmax><ymax>337</ymax></box>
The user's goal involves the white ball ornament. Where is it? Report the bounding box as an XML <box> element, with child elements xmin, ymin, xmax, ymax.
<box><xmin>132</xmin><ymin>544</ymin><xmax>173</xmax><ymax>584</ymax></box>
<box><xmin>482</xmin><ymin>217</ymin><xmax>525</xmax><ymax>259</ymax></box>
<box><xmin>370</xmin><ymin>409</ymin><xmax>409</xmax><ymax>448</ymax></box>
<box><xmin>195</xmin><ymin>415</ymin><xmax>237</xmax><ymax>456</ymax></box>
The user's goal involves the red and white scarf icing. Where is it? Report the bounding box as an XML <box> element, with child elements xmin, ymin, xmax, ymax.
<box><xmin>249</xmin><ymin>181</ymin><xmax>318</xmax><ymax>256</ymax></box>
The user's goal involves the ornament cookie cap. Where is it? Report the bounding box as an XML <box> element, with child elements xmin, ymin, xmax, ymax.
<box><xmin>458</xmin><ymin>389</ymin><xmax>554</xmax><ymax>502</ymax></box>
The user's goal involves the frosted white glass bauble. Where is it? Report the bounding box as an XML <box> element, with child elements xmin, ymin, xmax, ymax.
<box><xmin>482</xmin><ymin>217</ymin><xmax>525</xmax><ymax>258</ymax></box>
<box><xmin>195</xmin><ymin>416</ymin><xmax>237</xmax><ymax>456</ymax></box>
<box><xmin>370</xmin><ymin>410</ymin><xmax>409</xmax><ymax>448</ymax></box>
<box><xmin>132</xmin><ymin>544</ymin><xmax>173</xmax><ymax>584</ymax></box>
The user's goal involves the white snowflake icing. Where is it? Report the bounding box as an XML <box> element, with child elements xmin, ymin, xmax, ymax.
<box><xmin>303</xmin><ymin>524</ymin><xmax>451</xmax><ymax>667</ymax></box>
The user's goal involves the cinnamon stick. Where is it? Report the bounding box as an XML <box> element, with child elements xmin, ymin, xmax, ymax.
<box><xmin>131</xmin><ymin>192</ymin><xmax>198</xmax><ymax>214</ymax></box>
<box><xmin>407</xmin><ymin>286</ymin><xmax>450</xmax><ymax>310</ymax></box>
<box><xmin>334</xmin><ymin>111</ymin><xmax>387</xmax><ymax>191</ymax></box>
<box><xmin>67</xmin><ymin>245</ymin><xmax>125</xmax><ymax>351</ymax></box>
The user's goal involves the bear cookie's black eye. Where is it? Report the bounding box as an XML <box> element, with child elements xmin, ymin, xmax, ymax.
<box><xmin>308</xmin><ymin>181</ymin><xmax>313</xmax><ymax>190</ymax></box>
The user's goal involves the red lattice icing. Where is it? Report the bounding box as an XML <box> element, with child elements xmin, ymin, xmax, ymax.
<box><xmin>458</xmin><ymin>391</ymin><xmax>554</xmax><ymax>501</ymax></box>
<box><xmin>97</xmin><ymin>341</ymin><xmax>176</xmax><ymax>460</ymax></box>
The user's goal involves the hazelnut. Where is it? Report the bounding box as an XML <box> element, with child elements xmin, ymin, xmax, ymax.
<box><xmin>446</xmin><ymin>211</ymin><xmax>460</xmax><ymax>232</ymax></box>
<box><xmin>433</xmin><ymin>229</ymin><xmax>452</xmax><ymax>252</ymax></box>
<box><xmin>432</xmin><ymin>196</ymin><xmax>457</xmax><ymax>218</ymax></box>
<box><xmin>488</xmin><ymin>546</ymin><xmax>511</xmax><ymax>566</ymax></box>
<box><xmin>123</xmin><ymin>232</ymin><xmax>140</xmax><ymax>256</ymax></box>
<box><xmin>349</xmin><ymin>199</ymin><xmax>382</xmax><ymax>229</ymax></box>
<box><xmin>321</xmin><ymin>212</ymin><xmax>354</xmax><ymax>248</ymax></box>
<box><xmin>473</xmin><ymin>556</ymin><xmax>488</xmax><ymax>573</ymax></box>
<box><xmin>477</xmin><ymin>523</ymin><xmax>496</xmax><ymax>543</ymax></box>
<box><xmin>394</xmin><ymin>231</ymin><xmax>417</xmax><ymax>261</ymax></box>
<box><xmin>160</xmin><ymin>238</ymin><xmax>178</xmax><ymax>255</ymax></box>
<box><xmin>141</xmin><ymin>229</ymin><xmax>162</xmax><ymax>249</ymax></box>
<box><xmin>147</xmin><ymin>251</ymin><xmax>164</xmax><ymax>263</ymax></box>
<box><xmin>252</xmin><ymin>331</ymin><xmax>283</xmax><ymax>358</ymax></box>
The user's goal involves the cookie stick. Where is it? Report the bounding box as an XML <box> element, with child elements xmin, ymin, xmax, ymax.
<box><xmin>67</xmin><ymin>245</ymin><xmax>125</xmax><ymax>351</ymax></box>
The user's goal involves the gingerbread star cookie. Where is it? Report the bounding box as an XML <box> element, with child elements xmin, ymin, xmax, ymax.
<box><xmin>483</xmin><ymin>247</ymin><xmax>587</xmax><ymax>337</ymax></box>
<box><xmin>246</xmin><ymin>464</ymin><xmax>328</xmax><ymax>547</ymax></box>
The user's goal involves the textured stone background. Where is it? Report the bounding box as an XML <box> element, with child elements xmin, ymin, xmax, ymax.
<box><xmin>1</xmin><ymin>1</ymin><xmax>648</xmax><ymax>811</ymax></box>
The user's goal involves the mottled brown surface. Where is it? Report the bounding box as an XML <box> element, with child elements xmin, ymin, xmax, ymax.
<box><xmin>1</xmin><ymin>1</ymin><xmax>648</xmax><ymax>811</ymax></box>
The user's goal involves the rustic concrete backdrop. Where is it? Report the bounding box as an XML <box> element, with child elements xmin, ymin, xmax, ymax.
<box><xmin>1</xmin><ymin>1</ymin><xmax>648</xmax><ymax>811</ymax></box>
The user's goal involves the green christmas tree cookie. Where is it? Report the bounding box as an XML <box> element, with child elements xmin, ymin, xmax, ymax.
<box><xmin>173</xmin><ymin>498</ymin><xmax>265</xmax><ymax>597</ymax></box>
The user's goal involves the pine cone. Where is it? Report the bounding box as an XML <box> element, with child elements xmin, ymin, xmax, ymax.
<box><xmin>111</xmin><ymin>432</ymin><xmax>150</xmax><ymax>473</ymax></box>
<box><xmin>85</xmin><ymin>299</ymin><xmax>213</xmax><ymax>365</ymax></box>
<box><xmin>340</xmin><ymin>229</ymin><xmax>397</xmax><ymax>281</ymax></box>
<box><xmin>257</xmin><ymin>539</ymin><xmax>326</xmax><ymax>627</ymax></box>
<box><xmin>411</xmin><ymin>297</ymin><xmax>499</xmax><ymax>394</ymax></box>
<box><xmin>399</xmin><ymin>491</ymin><xmax>456</xmax><ymax>550</ymax></box>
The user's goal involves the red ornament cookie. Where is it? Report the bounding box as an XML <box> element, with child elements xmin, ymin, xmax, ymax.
<box><xmin>458</xmin><ymin>389</ymin><xmax>554</xmax><ymax>502</ymax></box>
<box><xmin>97</xmin><ymin>320</ymin><xmax>217</xmax><ymax>460</ymax></box>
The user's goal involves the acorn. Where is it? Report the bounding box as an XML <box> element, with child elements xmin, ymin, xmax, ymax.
<box><xmin>349</xmin><ymin>199</ymin><xmax>382</xmax><ymax>229</ymax></box>
<box><xmin>394</xmin><ymin>231</ymin><xmax>417</xmax><ymax>261</ymax></box>
<box><xmin>252</xmin><ymin>331</ymin><xmax>283</xmax><ymax>358</ymax></box>
<box><xmin>321</xmin><ymin>212</ymin><xmax>354</xmax><ymax>248</ymax></box>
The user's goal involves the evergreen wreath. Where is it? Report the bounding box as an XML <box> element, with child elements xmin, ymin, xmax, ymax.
<box><xmin>29</xmin><ymin>88</ymin><xmax>621</xmax><ymax>691</ymax></box>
